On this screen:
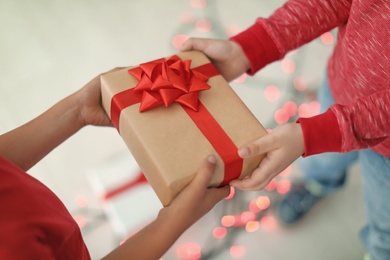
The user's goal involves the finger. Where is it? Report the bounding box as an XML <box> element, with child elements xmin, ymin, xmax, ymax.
<box><xmin>237</xmin><ymin>133</ymin><xmax>277</xmax><ymax>159</ymax></box>
<box><xmin>101</xmin><ymin>67</ymin><xmax>126</xmax><ymax>76</ymax></box>
<box><xmin>190</xmin><ymin>155</ymin><xmax>217</xmax><ymax>188</ymax></box>
<box><xmin>207</xmin><ymin>186</ymin><xmax>231</xmax><ymax>204</ymax></box>
<box><xmin>178</xmin><ymin>38</ymin><xmax>210</xmax><ymax>52</ymax></box>
<box><xmin>230</xmin><ymin>157</ymin><xmax>276</xmax><ymax>191</ymax></box>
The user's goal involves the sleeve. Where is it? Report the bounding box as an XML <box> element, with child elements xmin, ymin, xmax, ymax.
<box><xmin>298</xmin><ymin>87</ymin><xmax>390</xmax><ymax>156</ymax></box>
<box><xmin>230</xmin><ymin>0</ymin><xmax>352</xmax><ymax>74</ymax></box>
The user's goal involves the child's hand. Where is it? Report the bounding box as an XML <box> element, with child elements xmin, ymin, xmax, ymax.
<box><xmin>179</xmin><ymin>38</ymin><xmax>250</xmax><ymax>82</ymax></box>
<box><xmin>230</xmin><ymin>123</ymin><xmax>305</xmax><ymax>191</ymax></box>
<box><xmin>74</xmin><ymin>67</ymin><xmax>123</xmax><ymax>127</ymax></box>
<box><xmin>159</xmin><ymin>155</ymin><xmax>230</xmax><ymax>232</ymax></box>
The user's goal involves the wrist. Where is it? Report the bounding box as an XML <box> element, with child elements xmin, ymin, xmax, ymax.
<box><xmin>71</xmin><ymin>91</ymin><xmax>88</xmax><ymax>129</ymax></box>
<box><xmin>230</xmin><ymin>41</ymin><xmax>251</xmax><ymax>73</ymax></box>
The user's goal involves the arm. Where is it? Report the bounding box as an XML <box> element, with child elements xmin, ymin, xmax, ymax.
<box><xmin>300</xmin><ymin>87</ymin><xmax>390</xmax><ymax>156</ymax></box>
<box><xmin>180</xmin><ymin>0</ymin><xmax>352</xmax><ymax>80</ymax></box>
<box><xmin>0</xmin><ymin>69</ymin><xmax>118</xmax><ymax>171</ymax></box>
<box><xmin>231</xmin><ymin>0</ymin><xmax>352</xmax><ymax>74</ymax></box>
<box><xmin>102</xmin><ymin>156</ymin><xmax>230</xmax><ymax>260</ymax></box>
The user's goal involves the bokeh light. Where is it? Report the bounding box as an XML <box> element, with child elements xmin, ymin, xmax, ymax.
<box><xmin>320</xmin><ymin>32</ymin><xmax>334</xmax><ymax>45</ymax></box>
<box><xmin>256</xmin><ymin>196</ymin><xmax>271</xmax><ymax>210</ymax></box>
<box><xmin>221</xmin><ymin>215</ymin><xmax>236</xmax><ymax>227</ymax></box>
<box><xmin>279</xmin><ymin>165</ymin><xmax>292</xmax><ymax>177</ymax></box>
<box><xmin>245</xmin><ymin>221</ymin><xmax>260</xmax><ymax>233</ymax></box>
<box><xmin>233</xmin><ymin>73</ymin><xmax>247</xmax><ymax>83</ymax></box>
<box><xmin>230</xmin><ymin>245</ymin><xmax>246</xmax><ymax>258</ymax></box>
<box><xmin>298</xmin><ymin>101</ymin><xmax>320</xmax><ymax>117</ymax></box>
<box><xmin>190</xmin><ymin>0</ymin><xmax>207</xmax><ymax>9</ymax></box>
<box><xmin>276</xmin><ymin>179</ymin><xmax>291</xmax><ymax>195</ymax></box>
<box><xmin>274</xmin><ymin>108</ymin><xmax>290</xmax><ymax>124</ymax></box>
<box><xmin>264</xmin><ymin>85</ymin><xmax>280</xmax><ymax>101</ymax></box>
<box><xmin>249</xmin><ymin>199</ymin><xmax>261</xmax><ymax>213</ymax></box>
<box><xmin>225</xmin><ymin>24</ymin><xmax>241</xmax><ymax>37</ymax></box>
<box><xmin>212</xmin><ymin>227</ymin><xmax>227</xmax><ymax>239</ymax></box>
<box><xmin>172</xmin><ymin>34</ymin><xmax>189</xmax><ymax>49</ymax></box>
<box><xmin>265</xmin><ymin>178</ymin><xmax>277</xmax><ymax>191</ymax></box>
<box><xmin>283</xmin><ymin>101</ymin><xmax>297</xmax><ymax>117</ymax></box>
<box><xmin>73</xmin><ymin>215</ymin><xmax>87</xmax><ymax>229</ymax></box>
<box><xmin>293</xmin><ymin>77</ymin><xmax>307</xmax><ymax>91</ymax></box>
<box><xmin>178</xmin><ymin>12</ymin><xmax>196</xmax><ymax>25</ymax></box>
<box><xmin>281</xmin><ymin>58</ymin><xmax>296</xmax><ymax>74</ymax></box>
<box><xmin>176</xmin><ymin>242</ymin><xmax>202</xmax><ymax>260</ymax></box>
<box><xmin>75</xmin><ymin>195</ymin><xmax>88</xmax><ymax>208</ymax></box>
<box><xmin>195</xmin><ymin>18</ymin><xmax>212</xmax><ymax>32</ymax></box>
<box><xmin>260</xmin><ymin>216</ymin><xmax>277</xmax><ymax>232</ymax></box>
<box><xmin>240</xmin><ymin>211</ymin><xmax>256</xmax><ymax>224</ymax></box>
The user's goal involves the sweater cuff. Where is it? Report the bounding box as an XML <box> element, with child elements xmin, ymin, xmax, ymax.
<box><xmin>230</xmin><ymin>20</ymin><xmax>280</xmax><ymax>75</ymax></box>
<box><xmin>297</xmin><ymin>109</ymin><xmax>342</xmax><ymax>157</ymax></box>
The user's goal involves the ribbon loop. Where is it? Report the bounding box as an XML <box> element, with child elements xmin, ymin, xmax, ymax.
<box><xmin>128</xmin><ymin>55</ymin><xmax>215</xmax><ymax>112</ymax></box>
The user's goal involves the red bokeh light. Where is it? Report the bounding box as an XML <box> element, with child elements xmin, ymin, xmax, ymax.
<box><xmin>264</xmin><ymin>85</ymin><xmax>280</xmax><ymax>101</ymax></box>
<box><xmin>256</xmin><ymin>196</ymin><xmax>271</xmax><ymax>210</ymax></box>
<box><xmin>321</xmin><ymin>32</ymin><xmax>334</xmax><ymax>45</ymax></box>
<box><xmin>190</xmin><ymin>0</ymin><xmax>207</xmax><ymax>9</ymax></box>
<box><xmin>230</xmin><ymin>245</ymin><xmax>246</xmax><ymax>258</ymax></box>
<box><xmin>276</xmin><ymin>179</ymin><xmax>291</xmax><ymax>195</ymax></box>
<box><xmin>265</xmin><ymin>178</ymin><xmax>277</xmax><ymax>191</ymax></box>
<box><xmin>212</xmin><ymin>227</ymin><xmax>227</xmax><ymax>239</ymax></box>
<box><xmin>172</xmin><ymin>34</ymin><xmax>189</xmax><ymax>49</ymax></box>
<box><xmin>283</xmin><ymin>101</ymin><xmax>297</xmax><ymax>117</ymax></box>
<box><xmin>73</xmin><ymin>215</ymin><xmax>87</xmax><ymax>229</ymax></box>
<box><xmin>274</xmin><ymin>108</ymin><xmax>290</xmax><ymax>124</ymax></box>
<box><xmin>221</xmin><ymin>215</ymin><xmax>236</xmax><ymax>227</ymax></box>
<box><xmin>260</xmin><ymin>216</ymin><xmax>277</xmax><ymax>232</ymax></box>
<box><xmin>240</xmin><ymin>211</ymin><xmax>256</xmax><ymax>224</ymax></box>
<box><xmin>176</xmin><ymin>242</ymin><xmax>202</xmax><ymax>260</ymax></box>
<box><xmin>233</xmin><ymin>73</ymin><xmax>247</xmax><ymax>83</ymax></box>
<box><xmin>293</xmin><ymin>77</ymin><xmax>307</xmax><ymax>91</ymax></box>
<box><xmin>195</xmin><ymin>18</ymin><xmax>212</xmax><ymax>32</ymax></box>
<box><xmin>281</xmin><ymin>58</ymin><xmax>296</xmax><ymax>74</ymax></box>
<box><xmin>245</xmin><ymin>221</ymin><xmax>260</xmax><ymax>233</ymax></box>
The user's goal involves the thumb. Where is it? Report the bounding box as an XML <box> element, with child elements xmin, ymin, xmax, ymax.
<box><xmin>178</xmin><ymin>38</ymin><xmax>210</xmax><ymax>52</ymax></box>
<box><xmin>238</xmin><ymin>133</ymin><xmax>276</xmax><ymax>158</ymax></box>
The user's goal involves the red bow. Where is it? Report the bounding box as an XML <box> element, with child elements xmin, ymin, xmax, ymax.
<box><xmin>128</xmin><ymin>55</ymin><xmax>212</xmax><ymax>112</ymax></box>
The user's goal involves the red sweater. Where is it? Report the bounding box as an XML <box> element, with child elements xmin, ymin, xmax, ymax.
<box><xmin>0</xmin><ymin>157</ymin><xmax>90</xmax><ymax>260</ymax></box>
<box><xmin>231</xmin><ymin>0</ymin><xmax>390</xmax><ymax>157</ymax></box>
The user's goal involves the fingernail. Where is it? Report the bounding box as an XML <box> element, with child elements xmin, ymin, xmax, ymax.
<box><xmin>207</xmin><ymin>155</ymin><xmax>217</xmax><ymax>164</ymax></box>
<box><xmin>238</xmin><ymin>147</ymin><xmax>249</xmax><ymax>158</ymax></box>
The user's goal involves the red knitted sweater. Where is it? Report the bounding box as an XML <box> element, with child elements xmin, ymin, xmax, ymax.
<box><xmin>231</xmin><ymin>0</ymin><xmax>390</xmax><ymax>157</ymax></box>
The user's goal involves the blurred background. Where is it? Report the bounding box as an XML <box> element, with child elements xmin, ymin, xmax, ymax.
<box><xmin>0</xmin><ymin>0</ymin><xmax>366</xmax><ymax>259</ymax></box>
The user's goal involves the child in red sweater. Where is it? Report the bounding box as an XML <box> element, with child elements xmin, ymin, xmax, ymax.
<box><xmin>180</xmin><ymin>0</ymin><xmax>389</xmax><ymax>259</ymax></box>
<box><xmin>0</xmin><ymin>69</ymin><xmax>229</xmax><ymax>260</ymax></box>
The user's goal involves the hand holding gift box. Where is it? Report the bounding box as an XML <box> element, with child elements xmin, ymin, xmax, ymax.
<box><xmin>101</xmin><ymin>51</ymin><xmax>268</xmax><ymax>206</ymax></box>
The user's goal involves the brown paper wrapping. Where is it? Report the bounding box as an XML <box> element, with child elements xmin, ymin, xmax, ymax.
<box><xmin>101</xmin><ymin>51</ymin><xmax>267</xmax><ymax>206</ymax></box>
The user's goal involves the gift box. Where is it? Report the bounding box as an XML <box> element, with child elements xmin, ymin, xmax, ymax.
<box><xmin>101</xmin><ymin>51</ymin><xmax>267</xmax><ymax>206</ymax></box>
<box><xmin>87</xmin><ymin>152</ymin><xmax>161</xmax><ymax>240</ymax></box>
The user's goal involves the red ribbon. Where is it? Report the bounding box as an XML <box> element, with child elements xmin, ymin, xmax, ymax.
<box><xmin>110</xmin><ymin>55</ymin><xmax>243</xmax><ymax>186</ymax></box>
<box><xmin>102</xmin><ymin>172</ymin><xmax>148</xmax><ymax>201</ymax></box>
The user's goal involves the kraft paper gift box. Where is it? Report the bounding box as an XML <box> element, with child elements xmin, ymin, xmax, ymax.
<box><xmin>101</xmin><ymin>50</ymin><xmax>267</xmax><ymax>206</ymax></box>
